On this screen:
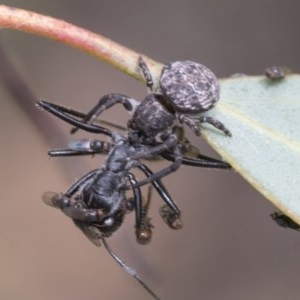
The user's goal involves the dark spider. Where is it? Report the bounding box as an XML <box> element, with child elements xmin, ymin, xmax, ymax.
<box><xmin>40</xmin><ymin>57</ymin><xmax>231</xmax><ymax>187</ymax></box>
<box><xmin>37</xmin><ymin>58</ymin><xmax>231</xmax><ymax>298</ymax></box>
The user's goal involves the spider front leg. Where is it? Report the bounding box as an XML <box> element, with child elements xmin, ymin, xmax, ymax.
<box><xmin>179</xmin><ymin>114</ymin><xmax>232</xmax><ymax>137</ymax></box>
<box><xmin>70</xmin><ymin>93</ymin><xmax>139</xmax><ymax>134</ymax></box>
<box><xmin>138</xmin><ymin>56</ymin><xmax>154</xmax><ymax>92</ymax></box>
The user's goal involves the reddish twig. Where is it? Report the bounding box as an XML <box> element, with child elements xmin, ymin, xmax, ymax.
<box><xmin>0</xmin><ymin>5</ymin><xmax>162</xmax><ymax>84</ymax></box>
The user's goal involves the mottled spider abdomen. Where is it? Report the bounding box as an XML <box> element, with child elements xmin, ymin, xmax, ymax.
<box><xmin>160</xmin><ymin>61</ymin><xmax>220</xmax><ymax>113</ymax></box>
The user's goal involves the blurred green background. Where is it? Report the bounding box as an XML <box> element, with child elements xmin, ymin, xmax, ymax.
<box><xmin>1</xmin><ymin>1</ymin><xmax>300</xmax><ymax>299</ymax></box>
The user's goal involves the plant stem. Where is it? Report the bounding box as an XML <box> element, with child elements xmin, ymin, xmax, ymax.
<box><xmin>0</xmin><ymin>5</ymin><xmax>162</xmax><ymax>84</ymax></box>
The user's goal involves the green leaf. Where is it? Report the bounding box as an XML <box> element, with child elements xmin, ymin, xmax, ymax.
<box><xmin>202</xmin><ymin>75</ymin><xmax>300</xmax><ymax>224</ymax></box>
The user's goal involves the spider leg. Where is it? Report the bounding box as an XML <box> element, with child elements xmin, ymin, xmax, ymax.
<box><xmin>138</xmin><ymin>56</ymin><xmax>154</xmax><ymax>91</ymax></box>
<box><xmin>179</xmin><ymin>114</ymin><xmax>232</xmax><ymax>137</ymax></box>
<box><xmin>36</xmin><ymin>100</ymin><xmax>112</xmax><ymax>136</ymax></box>
<box><xmin>70</xmin><ymin>93</ymin><xmax>138</xmax><ymax>134</ymax></box>
<box><xmin>199</xmin><ymin>116</ymin><xmax>232</xmax><ymax>136</ymax></box>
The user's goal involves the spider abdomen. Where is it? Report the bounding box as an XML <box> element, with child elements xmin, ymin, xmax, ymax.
<box><xmin>160</xmin><ymin>60</ymin><xmax>220</xmax><ymax>113</ymax></box>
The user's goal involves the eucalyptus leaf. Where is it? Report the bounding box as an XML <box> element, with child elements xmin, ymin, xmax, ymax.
<box><xmin>202</xmin><ymin>75</ymin><xmax>300</xmax><ymax>224</ymax></box>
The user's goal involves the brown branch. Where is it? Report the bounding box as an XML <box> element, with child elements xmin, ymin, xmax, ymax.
<box><xmin>0</xmin><ymin>5</ymin><xmax>162</xmax><ymax>84</ymax></box>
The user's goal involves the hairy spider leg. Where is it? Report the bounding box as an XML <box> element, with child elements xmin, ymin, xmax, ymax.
<box><xmin>138</xmin><ymin>56</ymin><xmax>154</xmax><ymax>91</ymax></box>
<box><xmin>179</xmin><ymin>114</ymin><xmax>232</xmax><ymax>137</ymax></box>
<box><xmin>70</xmin><ymin>94</ymin><xmax>136</xmax><ymax>134</ymax></box>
